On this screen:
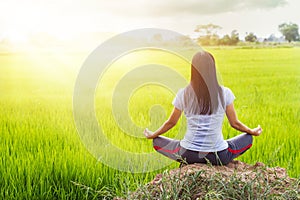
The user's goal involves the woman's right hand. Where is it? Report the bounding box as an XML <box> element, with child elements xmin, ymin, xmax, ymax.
<box><xmin>144</xmin><ymin>128</ymin><xmax>155</xmax><ymax>139</ymax></box>
<box><xmin>251</xmin><ymin>125</ymin><xmax>263</xmax><ymax>136</ymax></box>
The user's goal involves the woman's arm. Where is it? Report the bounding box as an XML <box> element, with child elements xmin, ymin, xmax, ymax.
<box><xmin>226</xmin><ymin>103</ymin><xmax>262</xmax><ymax>136</ymax></box>
<box><xmin>144</xmin><ymin>107</ymin><xmax>182</xmax><ymax>139</ymax></box>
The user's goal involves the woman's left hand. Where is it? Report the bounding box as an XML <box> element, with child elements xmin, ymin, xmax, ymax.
<box><xmin>251</xmin><ymin>125</ymin><xmax>263</xmax><ymax>136</ymax></box>
<box><xmin>144</xmin><ymin>128</ymin><xmax>155</xmax><ymax>139</ymax></box>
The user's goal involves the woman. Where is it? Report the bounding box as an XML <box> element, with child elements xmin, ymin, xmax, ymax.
<box><xmin>144</xmin><ymin>51</ymin><xmax>262</xmax><ymax>165</ymax></box>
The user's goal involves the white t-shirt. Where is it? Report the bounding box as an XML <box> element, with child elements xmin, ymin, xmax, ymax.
<box><xmin>172</xmin><ymin>85</ymin><xmax>235</xmax><ymax>152</ymax></box>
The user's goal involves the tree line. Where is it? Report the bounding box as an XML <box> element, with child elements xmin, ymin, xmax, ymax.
<box><xmin>195</xmin><ymin>22</ymin><xmax>299</xmax><ymax>46</ymax></box>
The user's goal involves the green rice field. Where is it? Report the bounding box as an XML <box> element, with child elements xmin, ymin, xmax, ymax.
<box><xmin>0</xmin><ymin>47</ymin><xmax>299</xmax><ymax>199</ymax></box>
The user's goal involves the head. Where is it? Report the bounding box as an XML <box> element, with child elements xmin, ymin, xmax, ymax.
<box><xmin>189</xmin><ymin>51</ymin><xmax>224</xmax><ymax>114</ymax></box>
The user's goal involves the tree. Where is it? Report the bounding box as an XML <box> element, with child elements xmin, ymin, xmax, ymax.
<box><xmin>245</xmin><ymin>32</ymin><xmax>257</xmax><ymax>42</ymax></box>
<box><xmin>195</xmin><ymin>23</ymin><xmax>222</xmax><ymax>36</ymax></box>
<box><xmin>195</xmin><ymin>23</ymin><xmax>222</xmax><ymax>45</ymax></box>
<box><xmin>230</xmin><ymin>30</ymin><xmax>239</xmax><ymax>45</ymax></box>
<box><xmin>197</xmin><ymin>34</ymin><xmax>219</xmax><ymax>46</ymax></box>
<box><xmin>219</xmin><ymin>34</ymin><xmax>231</xmax><ymax>45</ymax></box>
<box><xmin>219</xmin><ymin>30</ymin><xmax>239</xmax><ymax>45</ymax></box>
<box><xmin>278</xmin><ymin>22</ymin><xmax>299</xmax><ymax>42</ymax></box>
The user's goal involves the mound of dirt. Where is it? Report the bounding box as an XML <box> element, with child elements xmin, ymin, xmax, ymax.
<box><xmin>118</xmin><ymin>161</ymin><xmax>299</xmax><ymax>199</ymax></box>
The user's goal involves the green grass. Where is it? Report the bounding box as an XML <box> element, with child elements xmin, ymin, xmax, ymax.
<box><xmin>209</xmin><ymin>47</ymin><xmax>300</xmax><ymax>175</ymax></box>
<box><xmin>0</xmin><ymin>47</ymin><xmax>299</xmax><ymax>199</ymax></box>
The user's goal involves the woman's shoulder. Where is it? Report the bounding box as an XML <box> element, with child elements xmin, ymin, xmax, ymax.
<box><xmin>176</xmin><ymin>87</ymin><xmax>186</xmax><ymax>96</ymax></box>
<box><xmin>221</xmin><ymin>86</ymin><xmax>234</xmax><ymax>95</ymax></box>
<box><xmin>221</xmin><ymin>86</ymin><xmax>235</xmax><ymax>105</ymax></box>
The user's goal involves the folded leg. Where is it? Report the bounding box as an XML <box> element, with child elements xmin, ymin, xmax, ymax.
<box><xmin>153</xmin><ymin>136</ymin><xmax>181</xmax><ymax>161</ymax></box>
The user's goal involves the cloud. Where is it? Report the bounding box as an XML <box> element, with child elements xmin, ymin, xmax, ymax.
<box><xmin>96</xmin><ymin>0</ymin><xmax>288</xmax><ymax>17</ymax></box>
<box><xmin>0</xmin><ymin>0</ymin><xmax>288</xmax><ymax>22</ymax></box>
<box><xmin>0</xmin><ymin>0</ymin><xmax>292</xmax><ymax>38</ymax></box>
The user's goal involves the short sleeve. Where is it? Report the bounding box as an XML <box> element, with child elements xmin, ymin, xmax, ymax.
<box><xmin>172</xmin><ymin>88</ymin><xmax>185</xmax><ymax>111</ymax></box>
<box><xmin>224</xmin><ymin>87</ymin><xmax>235</xmax><ymax>106</ymax></box>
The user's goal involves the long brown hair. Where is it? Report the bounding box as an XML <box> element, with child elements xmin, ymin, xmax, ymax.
<box><xmin>189</xmin><ymin>51</ymin><xmax>224</xmax><ymax>115</ymax></box>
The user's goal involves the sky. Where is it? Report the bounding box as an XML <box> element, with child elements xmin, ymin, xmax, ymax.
<box><xmin>0</xmin><ymin>0</ymin><xmax>299</xmax><ymax>45</ymax></box>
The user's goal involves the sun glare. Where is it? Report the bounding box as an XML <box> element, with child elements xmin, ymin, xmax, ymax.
<box><xmin>1</xmin><ymin>2</ymin><xmax>77</xmax><ymax>46</ymax></box>
<box><xmin>5</xmin><ymin>31</ymin><xmax>29</xmax><ymax>44</ymax></box>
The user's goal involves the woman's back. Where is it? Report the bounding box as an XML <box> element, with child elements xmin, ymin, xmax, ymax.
<box><xmin>173</xmin><ymin>84</ymin><xmax>235</xmax><ymax>152</ymax></box>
